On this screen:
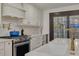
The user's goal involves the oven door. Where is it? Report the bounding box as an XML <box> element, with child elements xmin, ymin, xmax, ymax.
<box><xmin>13</xmin><ymin>41</ymin><xmax>30</xmax><ymax>56</ymax></box>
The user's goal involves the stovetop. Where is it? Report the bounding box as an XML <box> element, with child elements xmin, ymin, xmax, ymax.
<box><xmin>0</xmin><ymin>35</ymin><xmax>31</xmax><ymax>44</ymax></box>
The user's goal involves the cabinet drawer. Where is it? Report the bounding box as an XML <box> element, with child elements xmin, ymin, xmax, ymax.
<box><xmin>31</xmin><ymin>38</ymin><xmax>42</xmax><ymax>45</ymax></box>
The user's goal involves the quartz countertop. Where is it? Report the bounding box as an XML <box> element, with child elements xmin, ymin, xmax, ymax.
<box><xmin>0</xmin><ymin>39</ymin><xmax>13</xmax><ymax>42</ymax></box>
<box><xmin>25</xmin><ymin>38</ymin><xmax>79</xmax><ymax>56</ymax></box>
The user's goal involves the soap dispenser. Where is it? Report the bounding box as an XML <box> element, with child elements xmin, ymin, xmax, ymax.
<box><xmin>21</xmin><ymin>28</ymin><xmax>24</xmax><ymax>36</ymax></box>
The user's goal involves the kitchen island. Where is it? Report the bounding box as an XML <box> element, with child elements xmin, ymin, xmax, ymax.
<box><xmin>25</xmin><ymin>38</ymin><xmax>79</xmax><ymax>56</ymax></box>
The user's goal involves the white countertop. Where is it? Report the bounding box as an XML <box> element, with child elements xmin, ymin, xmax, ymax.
<box><xmin>30</xmin><ymin>34</ymin><xmax>46</xmax><ymax>37</ymax></box>
<box><xmin>0</xmin><ymin>39</ymin><xmax>13</xmax><ymax>42</ymax></box>
<box><xmin>25</xmin><ymin>38</ymin><xmax>79</xmax><ymax>56</ymax></box>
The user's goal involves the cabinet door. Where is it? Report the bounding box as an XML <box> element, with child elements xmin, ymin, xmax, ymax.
<box><xmin>0</xmin><ymin>42</ymin><xmax>5</xmax><ymax>56</ymax></box>
<box><xmin>23</xmin><ymin>4</ymin><xmax>39</xmax><ymax>26</ymax></box>
<box><xmin>30</xmin><ymin>36</ymin><xmax>43</xmax><ymax>51</ymax></box>
<box><xmin>4</xmin><ymin>41</ymin><xmax>12</xmax><ymax>56</ymax></box>
<box><xmin>0</xmin><ymin>50</ymin><xmax>4</xmax><ymax>56</ymax></box>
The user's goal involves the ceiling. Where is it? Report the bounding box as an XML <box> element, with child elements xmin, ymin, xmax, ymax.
<box><xmin>30</xmin><ymin>3</ymin><xmax>79</xmax><ymax>10</ymax></box>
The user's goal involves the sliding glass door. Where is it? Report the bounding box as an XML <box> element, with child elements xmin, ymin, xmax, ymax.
<box><xmin>69</xmin><ymin>15</ymin><xmax>79</xmax><ymax>39</ymax></box>
<box><xmin>50</xmin><ymin>10</ymin><xmax>79</xmax><ymax>41</ymax></box>
<box><xmin>53</xmin><ymin>15</ymin><xmax>79</xmax><ymax>39</ymax></box>
<box><xmin>54</xmin><ymin>16</ymin><xmax>67</xmax><ymax>38</ymax></box>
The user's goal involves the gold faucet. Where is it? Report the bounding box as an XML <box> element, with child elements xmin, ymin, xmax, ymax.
<box><xmin>69</xmin><ymin>28</ymin><xmax>76</xmax><ymax>55</ymax></box>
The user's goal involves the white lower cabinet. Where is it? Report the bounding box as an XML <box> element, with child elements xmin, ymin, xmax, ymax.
<box><xmin>4</xmin><ymin>41</ymin><xmax>12</xmax><ymax>56</ymax></box>
<box><xmin>30</xmin><ymin>36</ymin><xmax>43</xmax><ymax>51</ymax></box>
<box><xmin>0</xmin><ymin>50</ymin><xmax>4</xmax><ymax>56</ymax></box>
<box><xmin>0</xmin><ymin>42</ymin><xmax>5</xmax><ymax>56</ymax></box>
<box><xmin>0</xmin><ymin>40</ymin><xmax>12</xmax><ymax>56</ymax></box>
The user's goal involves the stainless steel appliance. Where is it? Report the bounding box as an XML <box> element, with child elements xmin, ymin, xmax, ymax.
<box><xmin>12</xmin><ymin>35</ymin><xmax>30</xmax><ymax>56</ymax></box>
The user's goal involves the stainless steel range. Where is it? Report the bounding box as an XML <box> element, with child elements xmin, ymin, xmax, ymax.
<box><xmin>12</xmin><ymin>35</ymin><xmax>30</xmax><ymax>56</ymax></box>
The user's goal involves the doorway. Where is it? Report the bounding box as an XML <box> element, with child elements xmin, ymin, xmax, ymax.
<box><xmin>49</xmin><ymin>10</ymin><xmax>79</xmax><ymax>41</ymax></box>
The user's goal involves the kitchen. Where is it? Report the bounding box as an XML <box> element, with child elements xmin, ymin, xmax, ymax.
<box><xmin>1</xmin><ymin>3</ymin><xmax>79</xmax><ymax>56</ymax></box>
<box><xmin>0</xmin><ymin>3</ymin><xmax>48</xmax><ymax>56</ymax></box>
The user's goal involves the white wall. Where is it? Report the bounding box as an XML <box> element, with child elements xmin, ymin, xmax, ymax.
<box><xmin>0</xmin><ymin>3</ymin><xmax>1</xmax><ymax>24</ymax></box>
<box><xmin>42</xmin><ymin>4</ymin><xmax>79</xmax><ymax>38</ymax></box>
<box><xmin>42</xmin><ymin>11</ymin><xmax>49</xmax><ymax>34</ymax></box>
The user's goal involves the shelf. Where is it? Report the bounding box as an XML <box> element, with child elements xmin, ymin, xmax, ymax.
<box><xmin>2</xmin><ymin>16</ymin><xmax>24</xmax><ymax>20</ymax></box>
<box><xmin>18</xmin><ymin>24</ymin><xmax>40</xmax><ymax>28</ymax></box>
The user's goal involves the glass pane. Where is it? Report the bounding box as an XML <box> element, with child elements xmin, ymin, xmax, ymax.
<box><xmin>69</xmin><ymin>15</ymin><xmax>79</xmax><ymax>39</ymax></box>
<box><xmin>54</xmin><ymin>16</ymin><xmax>67</xmax><ymax>38</ymax></box>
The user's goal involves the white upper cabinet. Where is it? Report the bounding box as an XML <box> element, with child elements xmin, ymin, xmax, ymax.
<box><xmin>2</xmin><ymin>3</ymin><xmax>42</xmax><ymax>27</ymax></box>
<box><xmin>2</xmin><ymin>3</ymin><xmax>25</xmax><ymax>19</ymax></box>
<box><xmin>23</xmin><ymin>4</ymin><xmax>41</xmax><ymax>26</ymax></box>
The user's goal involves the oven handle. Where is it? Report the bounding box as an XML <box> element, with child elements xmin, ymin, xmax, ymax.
<box><xmin>14</xmin><ymin>41</ymin><xmax>30</xmax><ymax>47</ymax></box>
